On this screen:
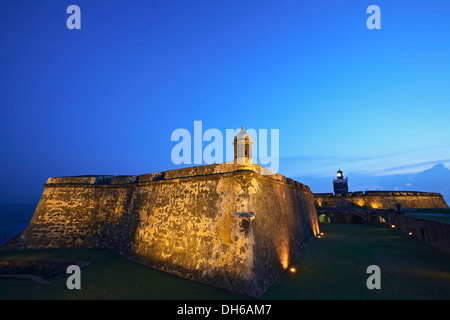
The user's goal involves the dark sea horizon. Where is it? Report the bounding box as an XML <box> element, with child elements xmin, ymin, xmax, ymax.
<box><xmin>0</xmin><ymin>203</ymin><xmax>36</xmax><ymax>246</ymax></box>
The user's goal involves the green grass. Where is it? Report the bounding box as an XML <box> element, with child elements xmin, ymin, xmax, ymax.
<box><xmin>0</xmin><ymin>249</ymin><xmax>242</xmax><ymax>300</ymax></box>
<box><xmin>1</xmin><ymin>224</ymin><xmax>450</xmax><ymax>300</ymax></box>
<box><xmin>262</xmin><ymin>224</ymin><xmax>450</xmax><ymax>299</ymax></box>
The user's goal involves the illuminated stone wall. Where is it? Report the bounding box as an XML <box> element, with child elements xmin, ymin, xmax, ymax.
<box><xmin>314</xmin><ymin>191</ymin><xmax>448</xmax><ymax>210</ymax></box>
<box><xmin>2</xmin><ymin>164</ymin><xmax>319</xmax><ymax>297</ymax></box>
<box><xmin>250</xmin><ymin>175</ymin><xmax>319</xmax><ymax>293</ymax></box>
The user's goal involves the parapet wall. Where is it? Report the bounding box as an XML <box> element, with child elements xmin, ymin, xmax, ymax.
<box><xmin>2</xmin><ymin>163</ymin><xmax>318</xmax><ymax>297</ymax></box>
<box><xmin>314</xmin><ymin>191</ymin><xmax>448</xmax><ymax>210</ymax></box>
<box><xmin>44</xmin><ymin>163</ymin><xmax>311</xmax><ymax>191</ymax></box>
<box><xmin>390</xmin><ymin>214</ymin><xmax>450</xmax><ymax>254</ymax></box>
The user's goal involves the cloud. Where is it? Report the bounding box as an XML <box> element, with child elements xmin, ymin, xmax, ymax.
<box><xmin>278</xmin><ymin>144</ymin><xmax>450</xmax><ymax>178</ymax></box>
<box><xmin>370</xmin><ymin>159</ymin><xmax>450</xmax><ymax>176</ymax></box>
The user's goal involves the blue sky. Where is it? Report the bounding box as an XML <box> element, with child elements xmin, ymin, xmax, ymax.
<box><xmin>1</xmin><ymin>0</ymin><xmax>450</xmax><ymax>204</ymax></box>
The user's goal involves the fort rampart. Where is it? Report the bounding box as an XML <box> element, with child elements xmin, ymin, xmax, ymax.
<box><xmin>1</xmin><ymin>163</ymin><xmax>319</xmax><ymax>297</ymax></box>
<box><xmin>314</xmin><ymin>191</ymin><xmax>448</xmax><ymax>210</ymax></box>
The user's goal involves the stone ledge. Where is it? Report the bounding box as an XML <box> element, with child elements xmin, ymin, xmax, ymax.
<box><xmin>43</xmin><ymin>165</ymin><xmax>312</xmax><ymax>193</ymax></box>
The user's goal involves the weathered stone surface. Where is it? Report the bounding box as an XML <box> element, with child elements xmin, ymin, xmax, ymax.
<box><xmin>1</xmin><ymin>163</ymin><xmax>319</xmax><ymax>297</ymax></box>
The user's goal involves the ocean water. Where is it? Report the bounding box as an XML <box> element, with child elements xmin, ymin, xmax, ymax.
<box><xmin>0</xmin><ymin>204</ymin><xmax>36</xmax><ymax>246</ymax></box>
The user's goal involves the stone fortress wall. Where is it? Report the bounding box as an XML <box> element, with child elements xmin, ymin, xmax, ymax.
<box><xmin>2</xmin><ymin>163</ymin><xmax>319</xmax><ymax>297</ymax></box>
<box><xmin>314</xmin><ymin>191</ymin><xmax>448</xmax><ymax>210</ymax></box>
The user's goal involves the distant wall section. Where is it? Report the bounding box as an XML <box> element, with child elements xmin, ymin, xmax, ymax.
<box><xmin>314</xmin><ymin>191</ymin><xmax>448</xmax><ymax>210</ymax></box>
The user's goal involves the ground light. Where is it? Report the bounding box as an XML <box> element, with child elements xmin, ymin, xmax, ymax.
<box><xmin>289</xmin><ymin>267</ymin><xmax>297</xmax><ymax>273</ymax></box>
<box><xmin>391</xmin><ymin>225</ymin><xmax>396</xmax><ymax>228</ymax></box>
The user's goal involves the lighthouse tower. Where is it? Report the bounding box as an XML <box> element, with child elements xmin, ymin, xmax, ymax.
<box><xmin>333</xmin><ymin>169</ymin><xmax>348</xmax><ymax>195</ymax></box>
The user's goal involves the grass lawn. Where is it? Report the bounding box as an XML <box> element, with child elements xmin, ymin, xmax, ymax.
<box><xmin>263</xmin><ymin>224</ymin><xmax>450</xmax><ymax>299</ymax></box>
<box><xmin>1</xmin><ymin>224</ymin><xmax>449</xmax><ymax>300</ymax></box>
